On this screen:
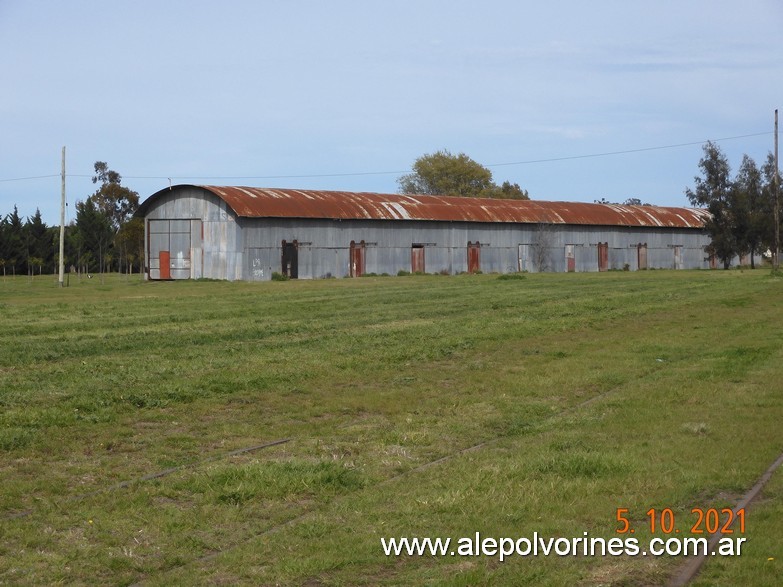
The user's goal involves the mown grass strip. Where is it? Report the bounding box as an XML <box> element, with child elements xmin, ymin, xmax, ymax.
<box><xmin>1</xmin><ymin>438</ymin><xmax>292</xmax><ymax>522</ymax></box>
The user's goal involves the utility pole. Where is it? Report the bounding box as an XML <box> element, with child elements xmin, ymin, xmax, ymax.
<box><xmin>58</xmin><ymin>147</ymin><xmax>66</xmax><ymax>286</ymax></box>
<box><xmin>775</xmin><ymin>110</ymin><xmax>780</xmax><ymax>272</ymax></box>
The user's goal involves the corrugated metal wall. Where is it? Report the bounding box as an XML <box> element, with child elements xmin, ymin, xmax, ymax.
<box><xmin>142</xmin><ymin>187</ymin><xmax>714</xmax><ymax>281</ymax></box>
<box><xmin>144</xmin><ymin>187</ymin><xmax>242</xmax><ymax>280</ymax></box>
<box><xmin>237</xmin><ymin>217</ymin><xmax>712</xmax><ymax>280</ymax></box>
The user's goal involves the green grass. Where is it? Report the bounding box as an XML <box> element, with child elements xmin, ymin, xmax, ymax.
<box><xmin>1</xmin><ymin>270</ymin><xmax>782</xmax><ymax>585</ymax></box>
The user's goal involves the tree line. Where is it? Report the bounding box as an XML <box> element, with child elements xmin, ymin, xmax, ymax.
<box><xmin>0</xmin><ymin>162</ymin><xmax>144</xmax><ymax>277</ymax></box>
<box><xmin>686</xmin><ymin>142</ymin><xmax>780</xmax><ymax>269</ymax></box>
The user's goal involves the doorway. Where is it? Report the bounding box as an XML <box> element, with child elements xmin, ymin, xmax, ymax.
<box><xmin>598</xmin><ymin>242</ymin><xmax>608</xmax><ymax>272</ymax></box>
<box><xmin>350</xmin><ymin>240</ymin><xmax>366</xmax><ymax>277</ymax></box>
<box><xmin>637</xmin><ymin>243</ymin><xmax>648</xmax><ymax>270</ymax></box>
<box><xmin>282</xmin><ymin>240</ymin><xmax>298</xmax><ymax>278</ymax></box>
<box><xmin>565</xmin><ymin>245</ymin><xmax>575</xmax><ymax>272</ymax></box>
<box><xmin>411</xmin><ymin>245</ymin><xmax>425</xmax><ymax>273</ymax></box>
<box><xmin>467</xmin><ymin>241</ymin><xmax>481</xmax><ymax>273</ymax></box>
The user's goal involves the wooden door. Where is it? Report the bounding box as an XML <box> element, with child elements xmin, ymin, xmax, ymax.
<box><xmin>350</xmin><ymin>240</ymin><xmax>366</xmax><ymax>277</ymax></box>
<box><xmin>598</xmin><ymin>242</ymin><xmax>608</xmax><ymax>272</ymax></box>
<box><xmin>411</xmin><ymin>246</ymin><xmax>425</xmax><ymax>273</ymax></box>
<box><xmin>467</xmin><ymin>242</ymin><xmax>481</xmax><ymax>273</ymax></box>
<box><xmin>637</xmin><ymin>243</ymin><xmax>648</xmax><ymax>270</ymax></box>
<box><xmin>159</xmin><ymin>251</ymin><xmax>171</xmax><ymax>279</ymax></box>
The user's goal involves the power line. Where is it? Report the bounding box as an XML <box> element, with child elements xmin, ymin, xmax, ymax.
<box><xmin>69</xmin><ymin>170</ymin><xmax>405</xmax><ymax>180</ymax></box>
<box><xmin>487</xmin><ymin>132</ymin><xmax>773</xmax><ymax>167</ymax></box>
<box><xmin>0</xmin><ymin>174</ymin><xmax>59</xmax><ymax>183</ymax></box>
<box><xmin>119</xmin><ymin>132</ymin><xmax>779</xmax><ymax>179</ymax></box>
<box><xmin>0</xmin><ymin>131</ymin><xmax>773</xmax><ymax>184</ymax></box>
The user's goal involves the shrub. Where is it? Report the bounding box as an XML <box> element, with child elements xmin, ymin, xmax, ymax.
<box><xmin>497</xmin><ymin>273</ymin><xmax>527</xmax><ymax>281</ymax></box>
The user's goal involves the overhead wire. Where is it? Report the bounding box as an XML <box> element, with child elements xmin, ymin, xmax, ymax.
<box><xmin>0</xmin><ymin>131</ymin><xmax>773</xmax><ymax>184</ymax></box>
<box><xmin>486</xmin><ymin>132</ymin><xmax>772</xmax><ymax>167</ymax></box>
<box><xmin>0</xmin><ymin>174</ymin><xmax>60</xmax><ymax>183</ymax></box>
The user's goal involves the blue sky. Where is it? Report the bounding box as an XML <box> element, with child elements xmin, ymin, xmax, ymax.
<box><xmin>1</xmin><ymin>0</ymin><xmax>781</xmax><ymax>225</ymax></box>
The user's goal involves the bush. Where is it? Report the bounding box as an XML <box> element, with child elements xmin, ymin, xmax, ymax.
<box><xmin>497</xmin><ymin>273</ymin><xmax>527</xmax><ymax>281</ymax></box>
<box><xmin>271</xmin><ymin>272</ymin><xmax>289</xmax><ymax>281</ymax></box>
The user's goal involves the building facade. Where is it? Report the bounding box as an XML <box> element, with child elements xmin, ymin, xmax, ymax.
<box><xmin>135</xmin><ymin>185</ymin><xmax>715</xmax><ymax>281</ymax></box>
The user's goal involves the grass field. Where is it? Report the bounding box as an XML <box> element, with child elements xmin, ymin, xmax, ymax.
<box><xmin>1</xmin><ymin>269</ymin><xmax>782</xmax><ymax>586</ymax></box>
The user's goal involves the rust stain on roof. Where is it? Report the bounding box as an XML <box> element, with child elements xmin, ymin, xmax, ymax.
<box><xmin>138</xmin><ymin>185</ymin><xmax>710</xmax><ymax>229</ymax></box>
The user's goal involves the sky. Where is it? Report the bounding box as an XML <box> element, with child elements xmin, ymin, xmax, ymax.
<box><xmin>1</xmin><ymin>0</ymin><xmax>781</xmax><ymax>225</ymax></box>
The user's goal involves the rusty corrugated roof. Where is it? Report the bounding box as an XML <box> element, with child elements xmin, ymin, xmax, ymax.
<box><xmin>138</xmin><ymin>185</ymin><xmax>709</xmax><ymax>228</ymax></box>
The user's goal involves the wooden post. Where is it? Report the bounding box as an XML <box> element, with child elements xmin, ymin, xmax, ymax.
<box><xmin>775</xmin><ymin>110</ymin><xmax>780</xmax><ymax>271</ymax></box>
<box><xmin>58</xmin><ymin>147</ymin><xmax>66</xmax><ymax>286</ymax></box>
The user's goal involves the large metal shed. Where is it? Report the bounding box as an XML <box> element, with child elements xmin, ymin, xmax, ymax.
<box><xmin>135</xmin><ymin>185</ymin><xmax>715</xmax><ymax>281</ymax></box>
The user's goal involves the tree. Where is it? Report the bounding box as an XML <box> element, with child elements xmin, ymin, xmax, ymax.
<box><xmin>28</xmin><ymin>257</ymin><xmax>44</xmax><ymax>276</ymax></box>
<box><xmin>622</xmin><ymin>197</ymin><xmax>653</xmax><ymax>206</ymax></box>
<box><xmin>115</xmin><ymin>217</ymin><xmax>145</xmax><ymax>273</ymax></box>
<box><xmin>73</xmin><ymin>198</ymin><xmax>113</xmax><ymax>274</ymax></box>
<box><xmin>495</xmin><ymin>181</ymin><xmax>530</xmax><ymax>200</ymax></box>
<box><xmin>594</xmin><ymin>197</ymin><xmax>652</xmax><ymax>206</ymax></box>
<box><xmin>685</xmin><ymin>142</ymin><xmax>735</xmax><ymax>269</ymax></box>
<box><xmin>531</xmin><ymin>223</ymin><xmax>554</xmax><ymax>271</ymax></box>
<box><xmin>92</xmin><ymin>161</ymin><xmax>122</xmax><ymax>186</ymax></box>
<box><xmin>732</xmin><ymin>155</ymin><xmax>764</xmax><ymax>268</ymax></box>
<box><xmin>90</xmin><ymin>161</ymin><xmax>139</xmax><ymax>233</ymax></box>
<box><xmin>2</xmin><ymin>206</ymin><xmax>25</xmax><ymax>276</ymax></box>
<box><xmin>398</xmin><ymin>150</ymin><xmax>529</xmax><ymax>199</ymax></box>
<box><xmin>25</xmin><ymin>209</ymin><xmax>52</xmax><ymax>274</ymax></box>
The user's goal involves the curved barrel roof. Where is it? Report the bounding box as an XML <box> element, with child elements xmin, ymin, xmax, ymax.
<box><xmin>137</xmin><ymin>185</ymin><xmax>709</xmax><ymax>229</ymax></box>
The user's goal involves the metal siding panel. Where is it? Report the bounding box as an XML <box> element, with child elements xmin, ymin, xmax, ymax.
<box><xmin>149</xmin><ymin>220</ymin><xmax>170</xmax><ymax>233</ymax></box>
<box><xmin>170</xmin><ymin>219</ymin><xmax>191</xmax><ymax>233</ymax></box>
<box><xmin>191</xmin><ymin>219</ymin><xmax>203</xmax><ymax>279</ymax></box>
<box><xmin>571</xmin><ymin>245</ymin><xmax>587</xmax><ymax>272</ymax></box>
<box><xmin>246</xmin><ymin>247</ymin><xmax>276</xmax><ymax>280</ymax></box>
<box><xmin>149</xmin><ymin>233</ymin><xmax>168</xmax><ymax>254</ymax></box>
<box><xmin>428</xmin><ymin>247</ymin><xmax>451</xmax><ymax>275</ymax></box>
<box><xmin>170</xmin><ymin>233</ymin><xmax>191</xmax><ymax>264</ymax></box>
<box><xmin>170</xmin><ymin>268</ymin><xmax>190</xmax><ymax>279</ymax></box>
<box><xmin>297</xmin><ymin>246</ymin><xmax>314</xmax><ymax>279</ymax></box>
